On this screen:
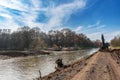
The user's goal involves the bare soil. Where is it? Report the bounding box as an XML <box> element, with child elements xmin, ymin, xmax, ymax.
<box><xmin>36</xmin><ymin>49</ymin><xmax>120</xmax><ymax>80</ymax></box>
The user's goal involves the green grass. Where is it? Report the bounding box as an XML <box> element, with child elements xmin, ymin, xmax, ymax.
<box><xmin>112</xmin><ymin>46</ymin><xmax>120</xmax><ymax>49</ymax></box>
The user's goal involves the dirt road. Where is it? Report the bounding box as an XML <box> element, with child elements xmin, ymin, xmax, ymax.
<box><xmin>36</xmin><ymin>50</ymin><xmax>120</xmax><ymax>80</ymax></box>
<box><xmin>72</xmin><ymin>51</ymin><xmax>120</xmax><ymax>80</ymax></box>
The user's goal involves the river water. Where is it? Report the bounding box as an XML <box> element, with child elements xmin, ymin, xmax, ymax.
<box><xmin>0</xmin><ymin>48</ymin><xmax>98</xmax><ymax>80</ymax></box>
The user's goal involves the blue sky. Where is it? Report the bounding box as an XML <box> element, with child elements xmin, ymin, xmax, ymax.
<box><xmin>0</xmin><ymin>0</ymin><xmax>120</xmax><ymax>41</ymax></box>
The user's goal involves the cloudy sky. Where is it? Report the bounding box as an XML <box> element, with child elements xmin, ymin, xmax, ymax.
<box><xmin>0</xmin><ymin>0</ymin><xmax>120</xmax><ymax>41</ymax></box>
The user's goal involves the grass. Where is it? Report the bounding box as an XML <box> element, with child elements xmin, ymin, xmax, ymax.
<box><xmin>115</xmin><ymin>46</ymin><xmax>120</xmax><ymax>49</ymax></box>
<box><xmin>111</xmin><ymin>46</ymin><xmax>120</xmax><ymax>49</ymax></box>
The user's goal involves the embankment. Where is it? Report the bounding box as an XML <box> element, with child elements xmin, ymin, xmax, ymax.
<box><xmin>35</xmin><ymin>49</ymin><xmax>120</xmax><ymax>80</ymax></box>
<box><xmin>0</xmin><ymin>50</ymin><xmax>50</xmax><ymax>60</ymax></box>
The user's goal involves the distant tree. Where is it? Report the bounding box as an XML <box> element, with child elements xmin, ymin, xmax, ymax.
<box><xmin>0</xmin><ymin>33</ymin><xmax>11</xmax><ymax>49</ymax></box>
<box><xmin>11</xmin><ymin>26</ymin><xmax>32</xmax><ymax>50</ymax></box>
<box><xmin>29</xmin><ymin>38</ymin><xmax>47</xmax><ymax>50</ymax></box>
<box><xmin>0</xmin><ymin>27</ymin><xmax>97</xmax><ymax>50</ymax></box>
<box><xmin>111</xmin><ymin>36</ymin><xmax>120</xmax><ymax>47</ymax></box>
<box><xmin>47</xmin><ymin>28</ymin><xmax>96</xmax><ymax>48</ymax></box>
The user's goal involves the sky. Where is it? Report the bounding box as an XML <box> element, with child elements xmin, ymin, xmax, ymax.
<box><xmin>0</xmin><ymin>0</ymin><xmax>120</xmax><ymax>41</ymax></box>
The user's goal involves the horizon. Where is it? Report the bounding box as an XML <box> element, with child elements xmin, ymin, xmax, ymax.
<box><xmin>0</xmin><ymin>0</ymin><xmax>120</xmax><ymax>41</ymax></box>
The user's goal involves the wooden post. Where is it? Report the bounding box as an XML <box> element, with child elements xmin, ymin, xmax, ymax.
<box><xmin>39</xmin><ymin>70</ymin><xmax>42</xmax><ymax>80</ymax></box>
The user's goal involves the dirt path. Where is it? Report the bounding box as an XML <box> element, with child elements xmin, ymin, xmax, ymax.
<box><xmin>72</xmin><ymin>51</ymin><xmax>120</xmax><ymax>80</ymax></box>
<box><xmin>36</xmin><ymin>50</ymin><xmax>120</xmax><ymax>80</ymax></box>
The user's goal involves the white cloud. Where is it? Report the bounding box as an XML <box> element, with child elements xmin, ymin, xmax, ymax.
<box><xmin>0</xmin><ymin>0</ymin><xmax>43</xmax><ymax>31</ymax></box>
<box><xmin>0</xmin><ymin>20</ymin><xmax>20</xmax><ymax>32</ymax></box>
<box><xmin>87</xmin><ymin>32</ymin><xmax>102</xmax><ymax>41</ymax></box>
<box><xmin>74</xmin><ymin>21</ymin><xmax>106</xmax><ymax>35</ymax></box>
<box><xmin>46</xmin><ymin>0</ymin><xmax>86</xmax><ymax>29</ymax></box>
<box><xmin>87</xmin><ymin>21</ymin><xmax>102</xmax><ymax>28</ymax></box>
<box><xmin>105</xmin><ymin>31</ymin><xmax>120</xmax><ymax>41</ymax></box>
<box><xmin>87</xmin><ymin>21</ymin><xmax>100</xmax><ymax>28</ymax></box>
<box><xmin>82</xmin><ymin>21</ymin><xmax>106</xmax><ymax>33</ymax></box>
<box><xmin>86</xmin><ymin>30</ymin><xmax>120</xmax><ymax>42</ymax></box>
<box><xmin>0</xmin><ymin>13</ymin><xmax>12</xmax><ymax>19</ymax></box>
<box><xmin>0</xmin><ymin>0</ymin><xmax>87</xmax><ymax>32</ymax></box>
<box><xmin>75</xmin><ymin>21</ymin><xmax>107</xmax><ymax>41</ymax></box>
<box><xmin>74</xmin><ymin>26</ymin><xmax>83</xmax><ymax>33</ymax></box>
<box><xmin>96</xmin><ymin>25</ymin><xmax>106</xmax><ymax>29</ymax></box>
<box><xmin>0</xmin><ymin>0</ymin><xmax>28</xmax><ymax>11</ymax></box>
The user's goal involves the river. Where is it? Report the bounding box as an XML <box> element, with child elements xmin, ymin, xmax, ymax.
<box><xmin>0</xmin><ymin>48</ymin><xmax>98</xmax><ymax>80</ymax></box>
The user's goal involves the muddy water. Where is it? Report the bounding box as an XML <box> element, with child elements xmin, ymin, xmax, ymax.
<box><xmin>0</xmin><ymin>48</ymin><xmax>98</xmax><ymax>80</ymax></box>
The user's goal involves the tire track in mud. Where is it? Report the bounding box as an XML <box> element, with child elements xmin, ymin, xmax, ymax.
<box><xmin>106</xmin><ymin>50</ymin><xmax>120</xmax><ymax>80</ymax></box>
<box><xmin>104</xmin><ymin>52</ymin><xmax>118</xmax><ymax>80</ymax></box>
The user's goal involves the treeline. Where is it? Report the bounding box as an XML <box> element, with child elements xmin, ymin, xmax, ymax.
<box><xmin>0</xmin><ymin>26</ymin><xmax>98</xmax><ymax>50</ymax></box>
<box><xmin>111</xmin><ymin>36</ymin><xmax>120</xmax><ymax>47</ymax></box>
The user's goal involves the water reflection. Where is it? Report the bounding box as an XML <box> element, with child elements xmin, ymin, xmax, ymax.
<box><xmin>0</xmin><ymin>48</ymin><xmax>98</xmax><ymax>80</ymax></box>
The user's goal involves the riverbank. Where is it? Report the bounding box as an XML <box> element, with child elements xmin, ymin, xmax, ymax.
<box><xmin>35</xmin><ymin>49</ymin><xmax>120</xmax><ymax>80</ymax></box>
<box><xmin>0</xmin><ymin>50</ymin><xmax>50</xmax><ymax>60</ymax></box>
<box><xmin>0</xmin><ymin>47</ymin><xmax>95</xmax><ymax>60</ymax></box>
